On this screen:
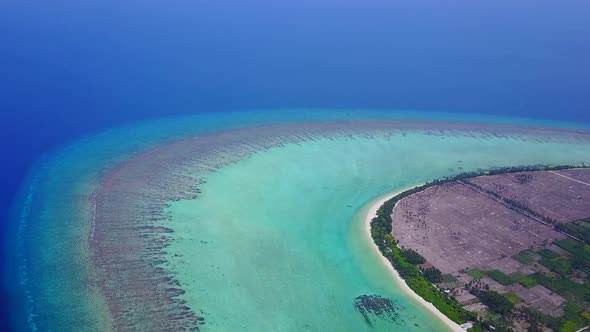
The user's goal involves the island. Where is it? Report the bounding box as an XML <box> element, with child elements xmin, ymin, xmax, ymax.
<box><xmin>370</xmin><ymin>165</ymin><xmax>590</xmax><ymax>332</ymax></box>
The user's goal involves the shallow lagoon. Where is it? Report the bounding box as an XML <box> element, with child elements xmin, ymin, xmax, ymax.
<box><xmin>9</xmin><ymin>111</ymin><xmax>590</xmax><ymax>331</ymax></box>
<box><xmin>164</xmin><ymin>132</ymin><xmax>590</xmax><ymax>331</ymax></box>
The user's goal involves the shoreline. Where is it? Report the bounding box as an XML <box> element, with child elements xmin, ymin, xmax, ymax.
<box><xmin>363</xmin><ymin>187</ymin><xmax>465</xmax><ymax>332</ymax></box>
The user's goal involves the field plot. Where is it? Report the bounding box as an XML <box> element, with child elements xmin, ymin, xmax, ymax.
<box><xmin>392</xmin><ymin>182</ymin><xmax>565</xmax><ymax>274</ymax></box>
<box><xmin>467</xmin><ymin>169</ymin><xmax>590</xmax><ymax>223</ymax></box>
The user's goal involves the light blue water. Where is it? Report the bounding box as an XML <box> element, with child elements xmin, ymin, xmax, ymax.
<box><xmin>7</xmin><ymin>110</ymin><xmax>590</xmax><ymax>331</ymax></box>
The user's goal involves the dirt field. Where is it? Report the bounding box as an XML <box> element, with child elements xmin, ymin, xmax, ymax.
<box><xmin>392</xmin><ymin>182</ymin><xmax>566</xmax><ymax>274</ymax></box>
<box><xmin>468</xmin><ymin>169</ymin><xmax>590</xmax><ymax>223</ymax></box>
<box><xmin>391</xmin><ymin>168</ymin><xmax>590</xmax><ymax>317</ymax></box>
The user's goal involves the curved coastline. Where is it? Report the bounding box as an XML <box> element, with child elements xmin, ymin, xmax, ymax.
<box><xmin>90</xmin><ymin>121</ymin><xmax>590</xmax><ymax>330</ymax></box>
<box><xmin>363</xmin><ymin>187</ymin><xmax>465</xmax><ymax>332</ymax></box>
<box><xmin>13</xmin><ymin>114</ymin><xmax>590</xmax><ymax>331</ymax></box>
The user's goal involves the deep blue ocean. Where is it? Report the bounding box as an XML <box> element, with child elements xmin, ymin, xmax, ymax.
<box><xmin>1</xmin><ymin>0</ymin><xmax>589</xmax><ymax>329</ymax></box>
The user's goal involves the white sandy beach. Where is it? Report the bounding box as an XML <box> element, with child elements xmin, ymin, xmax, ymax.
<box><xmin>364</xmin><ymin>187</ymin><xmax>466</xmax><ymax>332</ymax></box>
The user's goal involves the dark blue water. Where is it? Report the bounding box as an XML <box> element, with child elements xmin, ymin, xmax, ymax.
<box><xmin>1</xmin><ymin>1</ymin><xmax>590</xmax><ymax>329</ymax></box>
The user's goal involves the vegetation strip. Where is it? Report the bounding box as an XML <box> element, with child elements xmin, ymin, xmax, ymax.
<box><xmin>369</xmin><ymin>164</ymin><xmax>586</xmax><ymax>331</ymax></box>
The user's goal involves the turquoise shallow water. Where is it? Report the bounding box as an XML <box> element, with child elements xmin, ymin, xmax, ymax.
<box><xmin>7</xmin><ymin>110</ymin><xmax>590</xmax><ymax>331</ymax></box>
<box><xmin>163</xmin><ymin>132</ymin><xmax>590</xmax><ymax>331</ymax></box>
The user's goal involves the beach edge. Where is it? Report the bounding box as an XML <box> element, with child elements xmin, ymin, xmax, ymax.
<box><xmin>363</xmin><ymin>186</ymin><xmax>465</xmax><ymax>332</ymax></box>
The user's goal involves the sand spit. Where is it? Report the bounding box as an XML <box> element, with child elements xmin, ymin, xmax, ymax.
<box><xmin>91</xmin><ymin>120</ymin><xmax>590</xmax><ymax>330</ymax></box>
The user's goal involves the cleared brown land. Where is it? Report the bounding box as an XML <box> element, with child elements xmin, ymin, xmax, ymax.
<box><xmin>392</xmin><ymin>181</ymin><xmax>566</xmax><ymax>274</ymax></box>
<box><xmin>506</xmin><ymin>284</ymin><xmax>566</xmax><ymax>317</ymax></box>
<box><xmin>392</xmin><ymin>168</ymin><xmax>590</xmax><ymax>317</ymax></box>
<box><xmin>393</xmin><ymin>169</ymin><xmax>590</xmax><ymax>273</ymax></box>
<box><xmin>468</xmin><ymin>169</ymin><xmax>590</xmax><ymax>223</ymax></box>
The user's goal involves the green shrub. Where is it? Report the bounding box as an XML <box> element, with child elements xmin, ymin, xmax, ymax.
<box><xmin>512</xmin><ymin>249</ymin><xmax>535</xmax><ymax>264</ymax></box>
<box><xmin>512</xmin><ymin>273</ymin><xmax>537</xmax><ymax>288</ymax></box>
<box><xmin>503</xmin><ymin>292</ymin><xmax>520</xmax><ymax>304</ymax></box>
<box><xmin>400</xmin><ymin>248</ymin><xmax>426</xmax><ymax>265</ymax></box>
<box><xmin>466</xmin><ymin>269</ymin><xmax>487</xmax><ymax>280</ymax></box>
<box><xmin>441</xmin><ymin>274</ymin><xmax>458</xmax><ymax>283</ymax></box>
<box><xmin>557</xmin><ymin>222</ymin><xmax>590</xmax><ymax>244</ymax></box>
<box><xmin>538</xmin><ymin>248</ymin><xmax>560</xmax><ymax>259</ymax></box>
<box><xmin>471</xmin><ymin>289</ymin><xmax>514</xmax><ymax>315</ymax></box>
<box><xmin>422</xmin><ymin>267</ymin><xmax>443</xmax><ymax>283</ymax></box>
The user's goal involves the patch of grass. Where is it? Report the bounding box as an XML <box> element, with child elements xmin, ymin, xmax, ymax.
<box><xmin>512</xmin><ymin>249</ymin><xmax>534</xmax><ymax>264</ymax></box>
<box><xmin>538</xmin><ymin>248</ymin><xmax>560</xmax><ymax>259</ymax></box>
<box><xmin>512</xmin><ymin>273</ymin><xmax>537</xmax><ymax>288</ymax></box>
<box><xmin>465</xmin><ymin>269</ymin><xmax>487</xmax><ymax>280</ymax></box>
<box><xmin>485</xmin><ymin>270</ymin><xmax>515</xmax><ymax>285</ymax></box>
<box><xmin>539</xmin><ymin>257</ymin><xmax>573</xmax><ymax>276</ymax></box>
<box><xmin>503</xmin><ymin>292</ymin><xmax>521</xmax><ymax>304</ymax></box>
